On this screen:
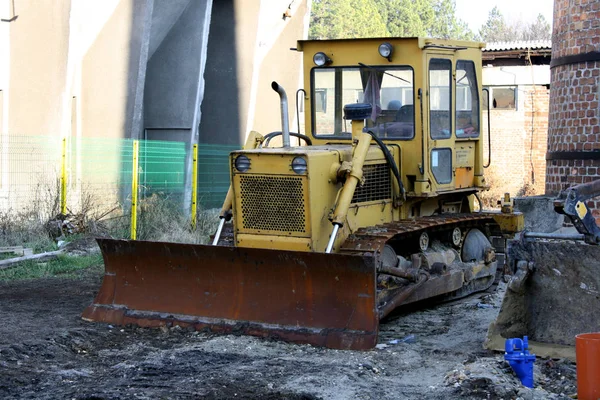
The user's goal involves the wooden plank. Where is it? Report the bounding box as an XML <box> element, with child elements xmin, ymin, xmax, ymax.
<box><xmin>0</xmin><ymin>250</ymin><xmax>64</xmax><ymax>270</ymax></box>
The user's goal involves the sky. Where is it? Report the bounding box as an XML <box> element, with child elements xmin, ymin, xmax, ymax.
<box><xmin>455</xmin><ymin>0</ymin><xmax>554</xmax><ymax>33</ymax></box>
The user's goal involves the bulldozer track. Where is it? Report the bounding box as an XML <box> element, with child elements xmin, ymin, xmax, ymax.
<box><xmin>339</xmin><ymin>213</ymin><xmax>499</xmax><ymax>257</ymax></box>
<box><xmin>218</xmin><ymin>213</ymin><xmax>501</xmax><ymax>256</ymax></box>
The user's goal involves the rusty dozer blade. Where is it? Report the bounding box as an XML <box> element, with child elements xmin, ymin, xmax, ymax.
<box><xmin>83</xmin><ymin>239</ymin><xmax>378</xmax><ymax>350</ymax></box>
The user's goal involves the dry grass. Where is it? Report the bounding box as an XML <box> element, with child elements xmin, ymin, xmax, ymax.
<box><xmin>0</xmin><ymin>179</ymin><xmax>220</xmax><ymax>254</ymax></box>
<box><xmin>136</xmin><ymin>193</ymin><xmax>219</xmax><ymax>244</ymax></box>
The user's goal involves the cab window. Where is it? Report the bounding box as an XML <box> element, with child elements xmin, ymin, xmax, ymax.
<box><xmin>312</xmin><ymin>66</ymin><xmax>414</xmax><ymax>140</ymax></box>
<box><xmin>456</xmin><ymin>60</ymin><xmax>480</xmax><ymax>137</ymax></box>
<box><xmin>429</xmin><ymin>59</ymin><xmax>452</xmax><ymax>140</ymax></box>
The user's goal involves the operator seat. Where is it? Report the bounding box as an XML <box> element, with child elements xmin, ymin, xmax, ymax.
<box><xmin>395</xmin><ymin>104</ymin><xmax>414</xmax><ymax>123</ymax></box>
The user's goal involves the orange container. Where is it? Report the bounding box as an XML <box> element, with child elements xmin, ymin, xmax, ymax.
<box><xmin>576</xmin><ymin>332</ymin><xmax>600</xmax><ymax>400</ymax></box>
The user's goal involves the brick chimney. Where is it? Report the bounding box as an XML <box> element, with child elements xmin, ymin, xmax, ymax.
<box><xmin>546</xmin><ymin>0</ymin><xmax>600</xmax><ymax>219</ymax></box>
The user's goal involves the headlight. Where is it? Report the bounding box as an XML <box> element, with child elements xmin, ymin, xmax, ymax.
<box><xmin>313</xmin><ymin>52</ymin><xmax>332</xmax><ymax>67</ymax></box>
<box><xmin>234</xmin><ymin>155</ymin><xmax>251</xmax><ymax>172</ymax></box>
<box><xmin>291</xmin><ymin>157</ymin><xmax>307</xmax><ymax>174</ymax></box>
<box><xmin>378</xmin><ymin>42</ymin><xmax>393</xmax><ymax>60</ymax></box>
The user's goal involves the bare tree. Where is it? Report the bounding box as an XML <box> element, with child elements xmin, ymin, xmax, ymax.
<box><xmin>479</xmin><ymin>8</ymin><xmax>551</xmax><ymax>43</ymax></box>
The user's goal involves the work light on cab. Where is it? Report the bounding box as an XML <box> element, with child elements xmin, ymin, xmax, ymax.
<box><xmin>313</xmin><ymin>52</ymin><xmax>332</xmax><ymax>66</ymax></box>
<box><xmin>378</xmin><ymin>42</ymin><xmax>393</xmax><ymax>61</ymax></box>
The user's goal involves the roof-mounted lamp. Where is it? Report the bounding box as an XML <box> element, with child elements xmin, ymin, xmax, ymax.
<box><xmin>378</xmin><ymin>42</ymin><xmax>393</xmax><ymax>61</ymax></box>
<box><xmin>313</xmin><ymin>52</ymin><xmax>332</xmax><ymax>67</ymax></box>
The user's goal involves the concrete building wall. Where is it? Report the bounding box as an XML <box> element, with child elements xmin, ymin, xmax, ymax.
<box><xmin>198</xmin><ymin>0</ymin><xmax>257</xmax><ymax>145</ymax></box>
<box><xmin>144</xmin><ymin>0</ymin><xmax>209</xmax><ymax>143</ymax></box>
<box><xmin>198</xmin><ymin>0</ymin><xmax>309</xmax><ymax>145</ymax></box>
<box><xmin>6</xmin><ymin>0</ymin><xmax>71</xmax><ymax>136</ymax></box>
<box><xmin>547</xmin><ymin>0</ymin><xmax>600</xmax><ymax>220</ymax></box>
<box><xmin>1</xmin><ymin>0</ymin><xmax>309</xmax><ymax>144</ymax></box>
<box><xmin>252</xmin><ymin>0</ymin><xmax>308</xmax><ymax>139</ymax></box>
<box><xmin>80</xmin><ymin>0</ymin><xmax>140</xmax><ymax>139</ymax></box>
<box><xmin>0</xmin><ymin>0</ymin><xmax>73</xmax><ymax>210</ymax></box>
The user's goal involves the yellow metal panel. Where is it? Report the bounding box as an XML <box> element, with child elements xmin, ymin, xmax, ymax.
<box><xmin>455</xmin><ymin>143</ymin><xmax>475</xmax><ymax>168</ymax></box>
<box><xmin>576</xmin><ymin>201</ymin><xmax>588</xmax><ymax>220</ymax></box>
<box><xmin>345</xmin><ymin>202</ymin><xmax>394</xmax><ymax>233</ymax></box>
<box><xmin>489</xmin><ymin>212</ymin><xmax>525</xmax><ymax>235</ymax></box>
<box><xmin>455</xmin><ymin>143</ymin><xmax>475</xmax><ymax>189</ymax></box>
<box><xmin>236</xmin><ymin>234</ymin><xmax>312</xmax><ymax>251</ymax></box>
<box><xmin>455</xmin><ymin>168</ymin><xmax>474</xmax><ymax>189</ymax></box>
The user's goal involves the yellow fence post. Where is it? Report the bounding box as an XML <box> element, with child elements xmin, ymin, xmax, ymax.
<box><xmin>130</xmin><ymin>140</ymin><xmax>139</xmax><ymax>240</ymax></box>
<box><xmin>191</xmin><ymin>143</ymin><xmax>198</xmax><ymax>230</ymax></box>
<box><xmin>60</xmin><ymin>137</ymin><xmax>67</xmax><ymax>215</ymax></box>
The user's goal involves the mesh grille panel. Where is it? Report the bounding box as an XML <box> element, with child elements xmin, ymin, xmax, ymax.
<box><xmin>240</xmin><ymin>175</ymin><xmax>306</xmax><ymax>233</ymax></box>
<box><xmin>352</xmin><ymin>163</ymin><xmax>392</xmax><ymax>203</ymax></box>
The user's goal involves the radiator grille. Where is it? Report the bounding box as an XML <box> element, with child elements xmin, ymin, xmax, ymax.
<box><xmin>239</xmin><ymin>175</ymin><xmax>306</xmax><ymax>233</ymax></box>
<box><xmin>352</xmin><ymin>163</ymin><xmax>392</xmax><ymax>203</ymax></box>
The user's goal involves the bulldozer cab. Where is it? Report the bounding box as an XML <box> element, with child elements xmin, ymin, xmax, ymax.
<box><xmin>298</xmin><ymin>37</ymin><xmax>487</xmax><ymax>195</ymax></box>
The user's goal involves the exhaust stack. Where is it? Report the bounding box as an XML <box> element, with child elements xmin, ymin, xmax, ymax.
<box><xmin>271</xmin><ymin>81</ymin><xmax>291</xmax><ymax>147</ymax></box>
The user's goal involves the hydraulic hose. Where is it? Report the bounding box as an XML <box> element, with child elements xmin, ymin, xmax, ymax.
<box><xmin>262</xmin><ymin>131</ymin><xmax>312</xmax><ymax>147</ymax></box>
<box><xmin>366</xmin><ymin>130</ymin><xmax>406</xmax><ymax>200</ymax></box>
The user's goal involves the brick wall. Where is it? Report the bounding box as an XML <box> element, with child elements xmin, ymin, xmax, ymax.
<box><xmin>524</xmin><ymin>86</ymin><xmax>550</xmax><ymax>194</ymax></box>
<box><xmin>546</xmin><ymin>0</ymin><xmax>600</xmax><ymax>220</ymax></box>
<box><xmin>481</xmin><ymin>85</ymin><xmax>549</xmax><ymax>201</ymax></box>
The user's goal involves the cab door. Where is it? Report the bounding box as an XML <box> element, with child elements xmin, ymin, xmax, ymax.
<box><xmin>426</xmin><ymin>55</ymin><xmax>455</xmax><ymax>192</ymax></box>
<box><xmin>454</xmin><ymin>59</ymin><xmax>480</xmax><ymax>190</ymax></box>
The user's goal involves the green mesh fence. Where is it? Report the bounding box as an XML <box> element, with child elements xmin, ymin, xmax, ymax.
<box><xmin>67</xmin><ymin>138</ymin><xmax>236</xmax><ymax>213</ymax></box>
<box><xmin>139</xmin><ymin>140</ymin><xmax>186</xmax><ymax>196</ymax></box>
<box><xmin>197</xmin><ymin>144</ymin><xmax>238</xmax><ymax>208</ymax></box>
<box><xmin>1</xmin><ymin>135</ymin><xmax>237</xmax><ymax>239</ymax></box>
<box><xmin>67</xmin><ymin>137</ymin><xmax>134</xmax><ymax>215</ymax></box>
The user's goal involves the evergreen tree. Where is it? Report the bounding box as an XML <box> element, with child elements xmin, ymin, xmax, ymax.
<box><xmin>479</xmin><ymin>6</ymin><xmax>510</xmax><ymax>42</ymax></box>
<box><xmin>429</xmin><ymin>0</ymin><xmax>474</xmax><ymax>40</ymax></box>
<box><xmin>377</xmin><ymin>0</ymin><xmax>435</xmax><ymax>37</ymax></box>
<box><xmin>309</xmin><ymin>0</ymin><xmax>389</xmax><ymax>40</ymax></box>
<box><xmin>525</xmin><ymin>14</ymin><xmax>551</xmax><ymax>41</ymax></box>
<box><xmin>309</xmin><ymin>0</ymin><xmax>475</xmax><ymax>40</ymax></box>
<box><xmin>479</xmin><ymin>8</ymin><xmax>551</xmax><ymax>43</ymax></box>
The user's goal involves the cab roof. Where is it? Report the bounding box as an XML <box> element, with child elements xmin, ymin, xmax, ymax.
<box><xmin>296</xmin><ymin>37</ymin><xmax>485</xmax><ymax>51</ymax></box>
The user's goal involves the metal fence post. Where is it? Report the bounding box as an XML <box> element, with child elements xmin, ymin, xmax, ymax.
<box><xmin>191</xmin><ymin>143</ymin><xmax>198</xmax><ymax>230</ymax></box>
<box><xmin>60</xmin><ymin>137</ymin><xmax>67</xmax><ymax>215</ymax></box>
<box><xmin>131</xmin><ymin>140</ymin><xmax>139</xmax><ymax>240</ymax></box>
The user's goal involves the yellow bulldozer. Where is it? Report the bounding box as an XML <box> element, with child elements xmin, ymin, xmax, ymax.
<box><xmin>83</xmin><ymin>37</ymin><xmax>523</xmax><ymax>350</ymax></box>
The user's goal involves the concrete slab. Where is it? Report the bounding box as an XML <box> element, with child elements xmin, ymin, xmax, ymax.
<box><xmin>486</xmin><ymin>239</ymin><xmax>600</xmax><ymax>359</ymax></box>
<box><xmin>514</xmin><ymin>196</ymin><xmax>564</xmax><ymax>233</ymax></box>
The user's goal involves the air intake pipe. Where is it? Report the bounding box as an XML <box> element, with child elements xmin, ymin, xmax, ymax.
<box><xmin>271</xmin><ymin>81</ymin><xmax>291</xmax><ymax>147</ymax></box>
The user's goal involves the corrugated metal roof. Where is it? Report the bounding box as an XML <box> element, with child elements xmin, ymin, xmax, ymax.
<box><xmin>483</xmin><ymin>40</ymin><xmax>552</xmax><ymax>52</ymax></box>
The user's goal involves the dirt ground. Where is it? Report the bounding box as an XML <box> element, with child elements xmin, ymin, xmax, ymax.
<box><xmin>0</xmin><ymin>260</ymin><xmax>578</xmax><ymax>399</ymax></box>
